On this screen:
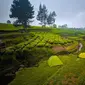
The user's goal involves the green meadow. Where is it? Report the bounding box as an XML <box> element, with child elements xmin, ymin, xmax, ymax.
<box><xmin>0</xmin><ymin>23</ymin><xmax>85</xmax><ymax>85</ymax></box>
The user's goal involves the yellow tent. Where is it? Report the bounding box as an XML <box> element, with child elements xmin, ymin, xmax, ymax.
<box><xmin>48</xmin><ymin>56</ymin><xmax>63</xmax><ymax>67</ymax></box>
<box><xmin>79</xmin><ymin>53</ymin><xmax>85</xmax><ymax>58</ymax></box>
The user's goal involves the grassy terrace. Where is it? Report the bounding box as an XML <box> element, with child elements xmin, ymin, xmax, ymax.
<box><xmin>9</xmin><ymin>55</ymin><xmax>85</xmax><ymax>85</ymax></box>
<box><xmin>0</xmin><ymin>23</ymin><xmax>85</xmax><ymax>85</ymax></box>
<box><xmin>0</xmin><ymin>23</ymin><xmax>22</xmax><ymax>31</ymax></box>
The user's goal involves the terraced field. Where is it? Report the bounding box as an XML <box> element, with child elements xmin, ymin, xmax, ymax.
<box><xmin>0</xmin><ymin>25</ymin><xmax>85</xmax><ymax>85</ymax></box>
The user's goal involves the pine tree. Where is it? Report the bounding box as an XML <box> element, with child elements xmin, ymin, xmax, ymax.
<box><xmin>10</xmin><ymin>0</ymin><xmax>34</xmax><ymax>28</ymax></box>
<box><xmin>37</xmin><ymin>4</ymin><xmax>48</xmax><ymax>27</ymax></box>
<box><xmin>47</xmin><ymin>11</ymin><xmax>56</xmax><ymax>26</ymax></box>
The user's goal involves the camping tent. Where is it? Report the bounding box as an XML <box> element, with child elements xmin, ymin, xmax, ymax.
<box><xmin>48</xmin><ymin>56</ymin><xmax>63</xmax><ymax>67</ymax></box>
<box><xmin>79</xmin><ymin>53</ymin><xmax>85</xmax><ymax>58</ymax></box>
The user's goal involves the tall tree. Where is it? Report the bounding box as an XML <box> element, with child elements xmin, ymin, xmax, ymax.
<box><xmin>47</xmin><ymin>11</ymin><xmax>56</xmax><ymax>26</ymax></box>
<box><xmin>10</xmin><ymin>0</ymin><xmax>34</xmax><ymax>29</ymax></box>
<box><xmin>37</xmin><ymin>4</ymin><xmax>48</xmax><ymax>27</ymax></box>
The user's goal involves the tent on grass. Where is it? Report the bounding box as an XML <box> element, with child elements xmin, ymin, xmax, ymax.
<box><xmin>79</xmin><ymin>53</ymin><xmax>85</xmax><ymax>58</ymax></box>
<box><xmin>48</xmin><ymin>56</ymin><xmax>63</xmax><ymax>67</ymax></box>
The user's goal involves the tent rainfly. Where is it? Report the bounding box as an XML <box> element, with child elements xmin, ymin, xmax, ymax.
<box><xmin>79</xmin><ymin>53</ymin><xmax>85</xmax><ymax>58</ymax></box>
<box><xmin>48</xmin><ymin>56</ymin><xmax>63</xmax><ymax>67</ymax></box>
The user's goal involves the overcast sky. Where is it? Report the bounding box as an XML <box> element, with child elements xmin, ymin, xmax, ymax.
<box><xmin>0</xmin><ymin>0</ymin><xmax>85</xmax><ymax>28</ymax></box>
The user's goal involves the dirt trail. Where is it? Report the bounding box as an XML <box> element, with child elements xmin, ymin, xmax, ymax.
<box><xmin>52</xmin><ymin>42</ymin><xmax>83</xmax><ymax>53</ymax></box>
<box><xmin>52</xmin><ymin>46</ymin><xmax>66</xmax><ymax>52</ymax></box>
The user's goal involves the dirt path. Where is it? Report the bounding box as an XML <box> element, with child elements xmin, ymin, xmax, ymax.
<box><xmin>52</xmin><ymin>42</ymin><xmax>83</xmax><ymax>53</ymax></box>
<box><xmin>52</xmin><ymin>45</ymin><xmax>66</xmax><ymax>53</ymax></box>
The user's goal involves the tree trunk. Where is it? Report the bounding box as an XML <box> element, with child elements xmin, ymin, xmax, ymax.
<box><xmin>23</xmin><ymin>21</ymin><xmax>27</xmax><ymax>32</ymax></box>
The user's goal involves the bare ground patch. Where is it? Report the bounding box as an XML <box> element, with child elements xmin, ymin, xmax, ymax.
<box><xmin>52</xmin><ymin>46</ymin><xmax>66</xmax><ymax>53</ymax></box>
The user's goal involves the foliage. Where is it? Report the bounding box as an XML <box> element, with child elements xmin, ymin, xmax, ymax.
<box><xmin>1</xmin><ymin>25</ymin><xmax>85</xmax><ymax>85</ymax></box>
<box><xmin>53</xmin><ymin>24</ymin><xmax>57</xmax><ymax>28</ymax></box>
<box><xmin>66</xmin><ymin>41</ymin><xmax>78</xmax><ymax>52</ymax></box>
<box><xmin>0</xmin><ymin>23</ymin><xmax>21</xmax><ymax>30</ymax></box>
<box><xmin>7</xmin><ymin>20</ymin><xmax>11</xmax><ymax>24</ymax></box>
<box><xmin>47</xmin><ymin>11</ymin><xmax>56</xmax><ymax>26</ymax></box>
<box><xmin>10</xmin><ymin>0</ymin><xmax>34</xmax><ymax>28</ymax></box>
<box><xmin>37</xmin><ymin>4</ymin><xmax>48</xmax><ymax>27</ymax></box>
<box><xmin>58</xmin><ymin>24</ymin><xmax>68</xmax><ymax>28</ymax></box>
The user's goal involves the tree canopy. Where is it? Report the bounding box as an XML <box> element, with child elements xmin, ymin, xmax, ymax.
<box><xmin>7</xmin><ymin>20</ymin><xmax>11</xmax><ymax>24</ymax></box>
<box><xmin>47</xmin><ymin>11</ymin><xmax>57</xmax><ymax>26</ymax></box>
<box><xmin>37</xmin><ymin>4</ymin><xmax>48</xmax><ymax>27</ymax></box>
<box><xmin>10</xmin><ymin>0</ymin><xmax>34</xmax><ymax>28</ymax></box>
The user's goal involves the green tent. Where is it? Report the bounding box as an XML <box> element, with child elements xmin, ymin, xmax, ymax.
<box><xmin>79</xmin><ymin>53</ymin><xmax>85</xmax><ymax>58</ymax></box>
<box><xmin>48</xmin><ymin>56</ymin><xmax>63</xmax><ymax>67</ymax></box>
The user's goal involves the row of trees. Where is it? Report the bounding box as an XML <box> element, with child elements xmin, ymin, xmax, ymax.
<box><xmin>37</xmin><ymin>4</ymin><xmax>56</xmax><ymax>27</ymax></box>
<box><xmin>58</xmin><ymin>24</ymin><xmax>68</xmax><ymax>28</ymax></box>
<box><xmin>9</xmin><ymin>0</ymin><xmax>56</xmax><ymax>28</ymax></box>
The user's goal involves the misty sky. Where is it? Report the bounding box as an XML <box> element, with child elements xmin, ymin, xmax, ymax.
<box><xmin>0</xmin><ymin>0</ymin><xmax>85</xmax><ymax>27</ymax></box>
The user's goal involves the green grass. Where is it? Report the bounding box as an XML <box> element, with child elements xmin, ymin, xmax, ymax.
<box><xmin>51</xmin><ymin>28</ymin><xmax>85</xmax><ymax>36</ymax></box>
<box><xmin>9</xmin><ymin>54</ymin><xmax>85</xmax><ymax>85</ymax></box>
<box><xmin>9</xmin><ymin>60</ymin><xmax>61</xmax><ymax>85</ymax></box>
<box><xmin>1</xmin><ymin>24</ymin><xmax>85</xmax><ymax>85</ymax></box>
<box><xmin>0</xmin><ymin>23</ymin><xmax>22</xmax><ymax>30</ymax></box>
<box><xmin>66</xmin><ymin>41</ymin><xmax>78</xmax><ymax>52</ymax></box>
<box><xmin>44</xmin><ymin>55</ymin><xmax>85</xmax><ymax>85</ymax></box>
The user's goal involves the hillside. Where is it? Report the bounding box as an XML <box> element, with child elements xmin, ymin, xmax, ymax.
<box><xmin>0</xmin><ymin>24</ymin><xmax>85</xmax><ymax>85</ymax></box>
<box><xmin>0</xmin><ymin>23</ymin><xmax>21</xmax><ymax>31</ymax></box>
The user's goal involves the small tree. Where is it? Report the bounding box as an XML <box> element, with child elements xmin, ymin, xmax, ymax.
<box><xmin>10</xmin><ymin>0</ymin><xmax>34</xmax><ymax>29</ymax></box>
<box><xmin>62</xmin><ymin>24</ymin><xmax>68</xmax><ymax>28</ymax></box>
<box><xmin>7</xmin><ymin>20</ymin><xmax>11</xmax><ymax>24</ymax></box>
<box><xmin>37</xmin><ymin>4</ymin><xmax>48</xmax><ymax>27</ymax></box>
<box><xmin>47</xmin><ymin>11</ymin><xmax>56</xmax><ymax>26</ymax></box>
<box><xmin>53</xmin><ymin>24</ymin><xmax>57</xmax><ymax>28</ymax></box>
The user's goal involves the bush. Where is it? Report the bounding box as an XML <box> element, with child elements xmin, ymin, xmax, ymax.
<box><xmin>7</xmin><ymin>20</ymin><xmax>11</xmax><ymax>24</ymax></box>
<box><xmin>53</xmin><ymin>24</ymin><xmax>57</xmax><ymax>28</ymax></box>
<box><xmin>29</xmin><ymin>32</ymin><xmax>35</xmax><ymax>37</ymax></box>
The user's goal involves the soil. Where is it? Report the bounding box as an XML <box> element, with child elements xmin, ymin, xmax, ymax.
<box><xmin>52</xmin><ymin>46</ymin><xmax>66</xmax><ymax>52</ymax></box>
